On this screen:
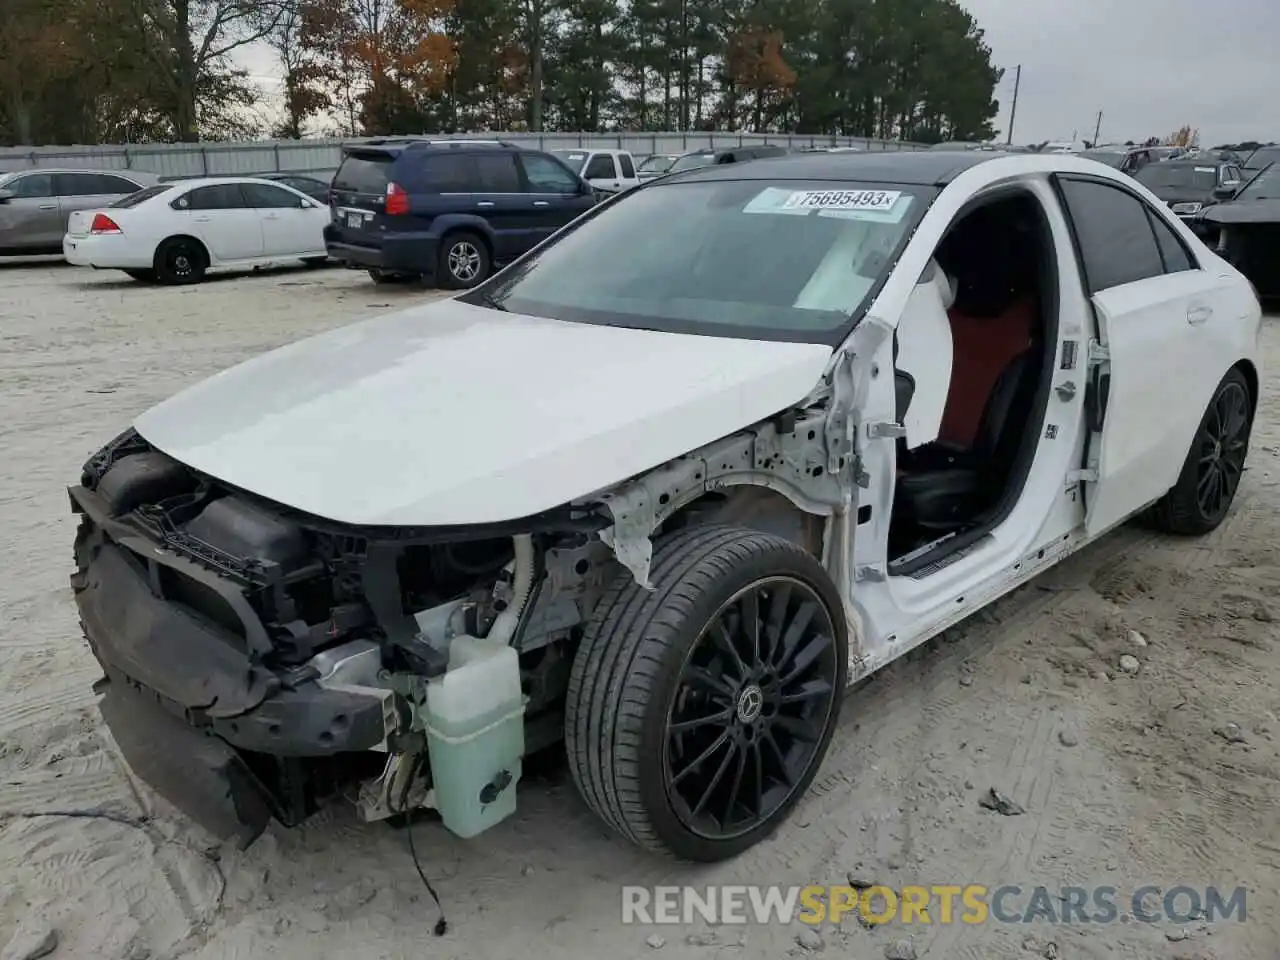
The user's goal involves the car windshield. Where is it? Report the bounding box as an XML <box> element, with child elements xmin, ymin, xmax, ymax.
<box><xmin>550</xmin><ymin>150</ymin><xmax>589</xmax><ymax>175</ymax></box>
<box><xmin>1245</xmin><ymin>147</ymin><xmax>1280</xmax><ymax>170</ymax></box>
<box><xmin>1236</xmin><ymin>165</ymin><xmax>1279</xmax><ymax>200</ymax></box>
<box><xmin>467</xmin><ymin>179</ymin><xmax>931</xmax><ymax>342</ymax></box>
<box><xmin>1136</xmin><ymin>164</ymin><xmax>1218</xmax><ymax>191</ymax></box>
<box><xmin>669</xmin><ymin>153</ymin><xmax>716</xmax><ymax>173</ymax></box>
<box><xmin>1080</xmin><ymin>151</ymin><xmax>1126</xmax><ymax>168</ymax></box>
<box><xmin>637</xmin><ymin>155</ymin><xmax>676</xmax><ymax>174</ymax></box>
<box><xmin>109</xmin><ymin>184</ymin><xmax>172</xmax><ymax>207</ymax></box>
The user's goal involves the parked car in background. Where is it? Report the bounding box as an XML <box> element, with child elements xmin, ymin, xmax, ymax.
<box><xmin>260</xmin><ymin>173</ymin><xmax>331</xmax><ymax>202</ymax></box>
<box><xmin>1243</xmin><ymin>145</ymin><xmax>1280</xmax><ymax>172</ymax></box>
<box><xmin>549</xmin><ymin>148</ymin><xmax>639</xmax><ymax>193</ymax></box>
<box><xmin>324</xmin><ymin>138</ymin><xmax>596</xmax><ymax>288</ymax></box>
<box><xmin>63</xmin><ymin>177</ymin><xmax>329</xmax><ymax>284</ymax></box>
<box><xmin>0</xmin><ymin>168</ymin><xmax>160</xmax><ymax>256</ymax></box>
<box><xmin>1135</xmin><ymin>158</ymin><xmax>1244</xmax><ymax>235</ymax></box>
<box><xmin>636</xmin><ymin>153</ymin><xmax>681</xmax><ymax>180</ymax></box>
<box><xmin>1199</xmin><ymin>162</ymin><xmax>1280</xmax><ymax>297</ymax></box>
<box><xmin>70</xmin><ymin>149</ymin><xmax>1260</xmax><ymax>863</ymax></box>
<box><xmin>1078</xmin><ymin>146</ymin><xmax>1158</xmax><ymax>176</ymax></box>
<box><xmin>665</xmin><ymin>144</ymin><xmax>790</xmax><ymax>174</ymax></box>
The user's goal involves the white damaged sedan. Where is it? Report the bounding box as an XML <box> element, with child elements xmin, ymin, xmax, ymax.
<box><xmin>63</xmin><ymin>176</ymin><xmax>330</xmax><ymax>283</ymax></box>
<box><xmin>69</xmin><ymin>150</ymin><xmax>1261</xmax><ymax>861</ymax></box>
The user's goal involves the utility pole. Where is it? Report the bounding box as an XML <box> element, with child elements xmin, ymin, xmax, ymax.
<box><xmin>1006</xmin><ymin>64</ymin><xmax>1022</xmax><ymax>145</ymax></box>
<box><xmin>1093</xmin><ymin>110</ymin><xmax>1103</xmax><ymax>146</ymax></box>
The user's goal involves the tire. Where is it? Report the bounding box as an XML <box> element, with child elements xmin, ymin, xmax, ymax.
<box><xmin>153</xmin><ymin>237</ymin><xmax>207</xmax><ymax>285</ymax></box>
<box><xmin>367</xmin><ymin>268</ymin><xmax>412</xmax><ymax>285</ymax></box>
<box><xmin>437</xmin><ymin>231</ymin><xmax>490</xmax><ymax>290</ymax></box>
<box><xmin>301</xmin><ymin>256</ymin><xmax>329</xmax><ymax>268</ymax></box>
<box><xmin>123</xmin><ymin>268</ymin><xmax>156</xmax><ymax>283</ymax></box>
<box><xmin>565</xmin><ymin>523</ymin><xmax>847</xmax><ymax>861</ymax></box>
<box><xmin>1144</xmin><ymin>367</ymin><xmax>1253</xmax><ymax>535</ymax></box>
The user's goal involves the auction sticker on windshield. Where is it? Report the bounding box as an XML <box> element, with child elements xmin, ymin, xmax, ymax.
<box><xmin>782</xmin><ymin>189</ymin><xmax>901</xmax><ymax>212</ymax></box>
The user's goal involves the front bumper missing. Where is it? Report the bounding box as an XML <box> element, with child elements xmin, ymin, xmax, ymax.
<box><xmin>98</xmin><ymin>677</ymin><xmax>275</xmax><ymax>847</ymax></box>
<box><xmin>71</xmin><ymin>483</ymin><xmax>394</xmax><ymax>837</ymax></box>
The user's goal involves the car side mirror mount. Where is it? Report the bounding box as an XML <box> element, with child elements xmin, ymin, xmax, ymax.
<box><xmin>1213</xmin><ymin>184</ymin><xmax>1238</xmax><ymax>201</ymax></box>
<box><xmin>0</xmin><ymin>189</ymin><xmax>13</xmax><ymax>204</ymax></box>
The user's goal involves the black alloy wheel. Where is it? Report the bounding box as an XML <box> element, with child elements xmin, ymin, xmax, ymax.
<box><xmin>664</xmin><ymin>576</ymin><xmax>841</xmax><ymax>841</ymax></box>
<box><xmin>1195</xmin><ymin>377</ymin><xmax>1250</xmax><ymax>523</ymax></box>
<box><xmin>565</xmin><ymin>524</ymin><xmax>848</xmax><ymax>861</ymax></box>
<box><xmin>1144</xmin><ymin>367</ymin><xmax>1253</xmax><ymax>535</ymax></box>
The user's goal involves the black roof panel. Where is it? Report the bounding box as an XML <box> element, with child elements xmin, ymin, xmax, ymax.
<box><xmin>660</xmin><ymin>149</ymin><xmax>1007</xmax><ymax>186</ymax></box>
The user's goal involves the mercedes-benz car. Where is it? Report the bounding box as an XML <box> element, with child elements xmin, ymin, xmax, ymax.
<box><xmin>70</xmin><ymin>150</ymin><xmax>1261</xmax><ymax>863</ymax></box>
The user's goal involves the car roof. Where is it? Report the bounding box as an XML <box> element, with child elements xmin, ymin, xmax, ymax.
<box><xmin>1</xmin><ymin>167</ymin><xmax>154</xmax><ymax>178</ymax></box>
<box><xmin>662</xmin><ymin>149</ymin><xmax>1007</xmax><ymax>186</ymax></box>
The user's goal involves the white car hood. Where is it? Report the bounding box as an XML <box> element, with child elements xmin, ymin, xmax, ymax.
<box><xmin>134</xmin><ymin>298</ymin><xmax>833</xmax><ymax>526</ymax></box>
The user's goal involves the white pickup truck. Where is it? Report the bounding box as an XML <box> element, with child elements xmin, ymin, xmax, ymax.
<box><xmin>549</xmin><ymin>148</ymin><xmax>640</xmax><ymax>193</ymax></box>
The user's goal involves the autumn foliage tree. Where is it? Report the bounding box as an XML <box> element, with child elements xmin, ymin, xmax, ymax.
<box><xmin>299</xmin><ymin>0</ymin><xmax>455</xmax><ymax>135</ymax></box>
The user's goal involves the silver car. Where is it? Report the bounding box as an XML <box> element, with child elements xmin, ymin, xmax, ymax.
<box><xmin>0</xmin><ymin>168</ymin><xmax>161</xmax><ymax>255</ymax></box>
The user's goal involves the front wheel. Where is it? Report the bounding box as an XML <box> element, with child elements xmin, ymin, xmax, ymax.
<box><xmin>1144</xmin><ymin>367</ymin><xmax>1253</xmax><ymax>535</ymax></box>
<box><xmin>437</xmin><ymin>232</ymin><xmax>490</xmax><ymax>290</ymax></box>
<box><xmin>565</xmin><ymin>524</ymin><xmax>847</xmax><ymax>861</ymax></box>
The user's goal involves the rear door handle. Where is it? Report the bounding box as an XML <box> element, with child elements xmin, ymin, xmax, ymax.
<box><xmin>1187</xmin><ymin>303</ymin><xmax>1213</xmax><ymax>325</ymax></box>
<box><xmin>533</xmin><ymin>201</ymin><xmax>549</xmax><ymax>207</ymax></box>
<box><xmin>39</xmin><ymin>203</ymin><xmax>57</xmax><ymax>210</ymax></box>
<box><xmin>476</xmin><ymin>201</ymin><xmax>495</xmax><ymax>208</ymax></box>
<box><xmin>263</xmin><ymin>213</ymin><xmax>280</xmax><ymax>220</ymax></box>
<box><xmin>194</xmin><ymin>216</ymin><xmax>211</xmax><ymax>223</ymax></box>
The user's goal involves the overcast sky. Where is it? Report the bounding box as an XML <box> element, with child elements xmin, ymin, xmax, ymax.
<box><xmin>235</xmin><ymin>0</ymin><xmax>1279</xmax><ymax>146</ymax></box>
<box><xmin>968</xmin><ymin>0</ymin><xmax>1279</xmax><ymax>146</ymax></box>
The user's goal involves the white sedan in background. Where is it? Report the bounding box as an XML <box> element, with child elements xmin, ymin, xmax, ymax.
<box><xmin>63</xmin><ymin>177</ymin><xmax>331</xmax><ymax>284</ymax></box>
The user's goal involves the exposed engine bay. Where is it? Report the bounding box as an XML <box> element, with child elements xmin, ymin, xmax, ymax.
<box><xmin>70</xmin><ymin>412</ymin><xmax>843</xmax><ymax>846</ymax></box>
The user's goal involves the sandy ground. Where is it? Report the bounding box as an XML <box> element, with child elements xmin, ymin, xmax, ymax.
<box><xmin>0</xmin><ymin>259</ymin><xmax>1277</xmax><ymax>960</ymax></box>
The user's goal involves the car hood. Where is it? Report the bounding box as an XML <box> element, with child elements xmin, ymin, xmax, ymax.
<box><xmin>1201</xmin><ymin>199</ymin><xmax>1280</xmax><ymax>224</ymax></box>
<box><xmin>133</xmin><ymin>298</ymin><xmax>833</xmax><ymax>527</ymax></box>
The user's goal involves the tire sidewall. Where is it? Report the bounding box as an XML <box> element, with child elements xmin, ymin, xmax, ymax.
<box><xmin>156</xmin><ymin>238</ymin><xmax>205</xmax><ymax>284</ymax></box>
<box><xmin>439</xmin><ymin>233</ymin><xmax>490</xmax><ymax>289</ymax></box>
<box><xmin>635</xmin><ymin>543</ymin><xmax>848</xmax><ymax>861</ymax></box>
<box><xmin>1179</xmin><ymin>368</ymin><xmax>1252</xmax><ymax>528</ymax></box>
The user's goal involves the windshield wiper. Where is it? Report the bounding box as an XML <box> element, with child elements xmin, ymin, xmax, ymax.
<box><xmin>476</xmin><ymin>291</ymin><xmax>509</xmax><ymax>312</ymax></box>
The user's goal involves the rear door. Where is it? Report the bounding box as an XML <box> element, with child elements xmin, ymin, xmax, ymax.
<box><xmin>241</xmin><ymin>182</ymin><xmax>323</xmax><ymax>256</ymax></box>
<box><xmin>467</xmin><ymin>152</ymin><xmax>534</xmax><ymax>259</ymax></box>
<box><xmin>517</xmin><ymin>152</ymin><xmax>594</xmax><ymax>246</ymax></box>
<box><xmin>616</xmin><ymin>152</ymin><xmax>640</xmax><ymax>190</ymax></box>
<box><xmin>1055</xmin><ymin>175</ymin><xmax>1232</xmax><ymax>534</ymax></box>
<box><xmin>174</xmin><ymin>183</ymin><xmax>264</xmax><ymax>261</ymax></box>
<box><xmin>0</xmin><ymin>172</ymin><xmax>60</xmax><ymax>250</ymax></box>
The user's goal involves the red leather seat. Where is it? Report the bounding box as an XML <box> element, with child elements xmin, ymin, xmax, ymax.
<box><xmin>938</xmin><ymin>296</ymin><xmax>1036</xmax><ymax>449</ymax></box>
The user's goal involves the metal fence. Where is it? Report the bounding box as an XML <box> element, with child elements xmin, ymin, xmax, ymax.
<box><xmin>0</xmin><ymin>132</ymin><xmax>929</xmax><ymax>179</ymax></box>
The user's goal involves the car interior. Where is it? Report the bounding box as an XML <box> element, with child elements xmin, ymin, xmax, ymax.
<box><xmin>887</xmin><ymin>191</ymin><xmax>1058</xmax><ymax>573</ymax></box>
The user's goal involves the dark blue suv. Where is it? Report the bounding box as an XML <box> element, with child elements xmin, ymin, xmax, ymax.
<box><xmin>324</xmin><ymin>138</ymin><xmax>598</xmax><ymax>288</ymax></box>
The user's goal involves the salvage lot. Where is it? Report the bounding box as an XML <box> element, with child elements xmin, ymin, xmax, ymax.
<box><xmin>1</xmin><ymin>261</ymin><xmax>1278</xmax><ymax>959</ymax></box>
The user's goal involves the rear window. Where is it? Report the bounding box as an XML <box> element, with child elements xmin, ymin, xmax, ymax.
<box><xmin>333</xmin><ymin>153</ymin><xmax>394</xmax><ymax>193</ymax></box>
<box><xmin>1136</xmin><ymin>164</ymin><xmax>1218</xmax><ymax>191</ymax></box>
<box><xmin>669</xmin><ymin>153</ymin><xmax>715</xmax><ymax>173</ymax></box>
<box><xmin>110</xmin><ymin>184</ymin><xmax>172</xmax><ymax>208</ymax></box>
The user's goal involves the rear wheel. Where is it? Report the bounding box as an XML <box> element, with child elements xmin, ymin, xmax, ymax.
<box><xmin>437</xmin><ymin>231</ymin><xmax>490</xmax><ymax>290</ymax></box>
<box><xmin>1144</xmin><ymin>368</ymin><xmax>1253</xmax><ymax>535</ymax></box>
<box><xmin>154</xmin><ymin>237</ymin><xmax>206</xmax><ymax>285</ymax></box>
<box><xmin>123</xmin><ymin>268</ymin><xmax>156</xmax><ymax>283</ymax></box>
<box><xmin>565</xmin><ymin>524</ymin><xmax>847</xmax><ymax>861</ymax></box>
<box><xmin>367</xmin><ymin>268</ymin><xmax>413</xmax><ymax>285</ymax></box>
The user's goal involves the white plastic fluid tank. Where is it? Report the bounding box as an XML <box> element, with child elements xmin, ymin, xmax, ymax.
<box><xmin>423</xmin><ymin>636</ymin><xmax>526</xmax><ymax>838</ymax></box>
